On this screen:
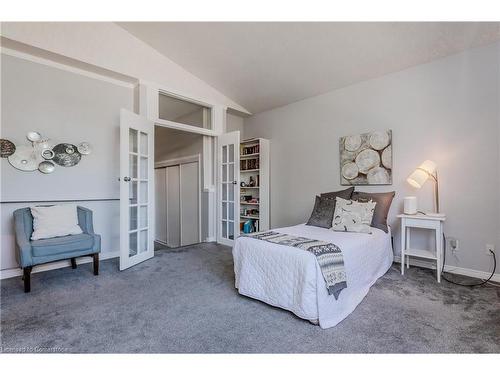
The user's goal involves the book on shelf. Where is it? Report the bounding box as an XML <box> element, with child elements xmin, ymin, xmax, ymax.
<box><xmin>240</xmin><ymin>158</ymin><xmax>259</xmax><ymax>171</ymax></box>
<box><xmin>241</xmin><ymin>144</ymin><xmax>260</xmax><ymax>155</ymax></box>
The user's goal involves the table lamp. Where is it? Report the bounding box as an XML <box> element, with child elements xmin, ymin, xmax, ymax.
<box><xmin>407</xmin><ymin>160</ymin><xmax>444</xmax><ymax>217</ymax></box>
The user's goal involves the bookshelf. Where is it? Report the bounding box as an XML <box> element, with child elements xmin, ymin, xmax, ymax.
<box><xmin>239</xmin><ymin>138</ymin><xmax>269</xmax><ymax>235</ymax></box>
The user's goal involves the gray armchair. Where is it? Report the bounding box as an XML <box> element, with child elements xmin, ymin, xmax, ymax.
<box><xmin>13</xmin><ymin>206</ymin><xmax>101</xmax><ymax>292</ymax></box>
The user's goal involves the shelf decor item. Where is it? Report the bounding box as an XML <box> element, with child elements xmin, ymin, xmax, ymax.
<box><xmin>407</xmin><ymin>160</ymin><xmax>444</xmax><ymax>216</ymax></box>
<box><xmin>340</xmin><ymin>130</ymin><xmax>392</xmax><ymax>185</ymax></box>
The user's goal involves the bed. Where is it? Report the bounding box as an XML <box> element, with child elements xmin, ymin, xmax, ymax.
<box><xmin>232</xmin><ymin>223</ymin><xmax>393</xmax><ymax>329</ymax></box>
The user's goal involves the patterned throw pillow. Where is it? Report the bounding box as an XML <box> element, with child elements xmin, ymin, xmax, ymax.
<box><xmin>331</xmin><ymin>197</ymin><xmax>377</xmax><ymax>234</ymax></box>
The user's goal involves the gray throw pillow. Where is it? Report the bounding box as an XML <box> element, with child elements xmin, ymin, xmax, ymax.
<box><xmin>320</xmin><ymin>186</ymin><xmax>354</xmax><ymax>201</ymax></box>
<box><xmin>351</xmin><ymin>191</ymin><xmax>395</xmax><ymax>233</ymax></box>
<box><xmin>306</xmin><ymin>196</ymin><xmax>336</xmax><ymax>228</ymax></box>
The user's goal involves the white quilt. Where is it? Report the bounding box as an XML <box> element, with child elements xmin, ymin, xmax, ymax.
<box><xmin>232</xmin><ymin>224</ymin><xmax>393</xmax><ymax>329</ymax></box>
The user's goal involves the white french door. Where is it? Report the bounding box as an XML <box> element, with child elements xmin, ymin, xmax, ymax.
<box><xmin>119</xmin><ymin>109</ymin><xmax>155</xmax><ymax>270</ymax></box>
<box><xmin>217</xmin><ymin>131</ymin><xmax>240</xmax><ymax>246</ymax></box>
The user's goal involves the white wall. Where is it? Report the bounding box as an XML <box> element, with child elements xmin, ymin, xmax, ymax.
<box><xmin>226</xmin><ymin>113</ymin><xmax>245</xmax><ymax>138</ymax></box>
<box><xmin>244</xmin><ymin>42</ymin><xmax>500</xmax><ymax>276</ymax></box>
<box><xmin>1</xmin><ymin>53</ymin><xmax>133</xmax><ymax>270</ymax></box>
<box><xmin>0</xmin><ymin>22</ymin><xmax>247</xmax><ymax>274</ymax></box>
<box><xmin>0</xmin><ymin>22</ymin><xmax>250</xmax><ymax>115</ymax></box>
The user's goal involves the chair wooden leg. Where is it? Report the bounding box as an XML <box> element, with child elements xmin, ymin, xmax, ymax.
<box><xmin>23</xmin><ymin>267</ymin><xmax>32</xmax><ymax>293</ymax></box>
<box><xmin>93</xmin><ymin>253</ymin><xmax>99</xmax><ymax>276</ymax></box>
<box><xmin>71</xmin><ymin>258</ymin><xmax>77</xmax><ymax>269</ymax></box>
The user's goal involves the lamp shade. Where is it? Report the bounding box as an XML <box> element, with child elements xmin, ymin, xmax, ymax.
<box><xmin>407</xmin><ymin>160</ymin><xmax>437</xmax><ymax>188</ymax></box>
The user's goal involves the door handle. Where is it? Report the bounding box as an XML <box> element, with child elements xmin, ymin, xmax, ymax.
<box><xmin>232</xmin><ymin>180</ymin><xmax>237</xmax><ymax>185</ymax></box>
<box><xmin>123</xmin><ymin>176</ymin><xmax>131</xmax><ymax>182</ymax></box>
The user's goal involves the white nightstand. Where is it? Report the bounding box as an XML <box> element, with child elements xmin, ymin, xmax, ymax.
<box><xmin>398</xmin><ymin>214</ymin><xmax>446</xmax><ymax>282</ymax></box>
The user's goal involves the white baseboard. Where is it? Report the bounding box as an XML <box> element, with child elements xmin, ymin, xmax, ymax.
<box><xmin>394</xmin><ymin>255</ymin><xmax>500</xmax><ymax>283</ymax></box>
<box><xmin>205</xmin><ymin>237</ymin><xmax>216</xmax><ymax>242</ymax></box>
<box><xmin>0</xmin><ymin>251</ymin><xmax>120</xmax><ymax>280</ymax></box>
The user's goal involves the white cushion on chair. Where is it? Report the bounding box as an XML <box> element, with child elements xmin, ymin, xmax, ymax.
<box><xmin>30</xmin><ymin>204</ymin><xmax>83</xmax><ymax>240</ymax></box>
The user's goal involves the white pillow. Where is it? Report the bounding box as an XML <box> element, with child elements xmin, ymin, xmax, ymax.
<box><xmin>331</xmin><ymin>197</ymin><xmax>377</xmax><ymax>234</ymax></box>
<box><xmin>30</xmin><ymin>204</ymin><xmax>83</xmax><ymax>240</ymax></box>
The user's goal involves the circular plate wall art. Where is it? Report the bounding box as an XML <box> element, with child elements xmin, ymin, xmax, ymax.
<box><xmin>52</xmin><ymin>143</ymin><xmax>82</xmax><ymax>167</ymax></box>
<box><xmin>38</xmin><ymin>160</ymin><xmax>56</xmax><ymax>174</ymax></box>
<box><xmin>77</xmin><ymin>142</ymin><xmax>92</xmax><ymax>155</ymax></box>
<box><xmin>0</xmin><ymin>139</ymin><xmax>16</xmax><ymax>158</ymax></box>
<box><xmin>26</xmin><ymin>131</ymin><xmax>42</xmax><ymax>142</ymax></box>
<box><xmin>8</xmin><ymin>145</ymin><xmax>39</xmax><ymax>171</ymax></box>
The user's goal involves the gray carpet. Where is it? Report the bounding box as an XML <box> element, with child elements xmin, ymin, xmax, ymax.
<box><xmin>1</xmin><ymin>243</ymin><xmax>499</xmax><ymax>353</ymax></box>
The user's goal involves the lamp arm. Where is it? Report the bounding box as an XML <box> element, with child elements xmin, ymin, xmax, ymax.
<box><xmin>416</xmin><ymin>167</ymin><xmax>439</xmax><ymax>212</ymax></box>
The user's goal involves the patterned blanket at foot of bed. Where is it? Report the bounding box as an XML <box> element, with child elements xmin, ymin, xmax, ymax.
<box><xmin>244</xmin><ymin>231</ymin><xmax>347</xmax><ymax>299</ymax></box>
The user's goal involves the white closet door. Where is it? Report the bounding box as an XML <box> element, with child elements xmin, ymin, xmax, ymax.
<box><xmin>154</xmin><ymin>168</ymin><xmax>167</xmax><ymax>244</ymax></box>
<box><xmin>180</xmin><ymin>162</ymin><xmax>200</xmax><ymax>246</ymax></box>
<box><xmin>166</xmin><ymin>165</ymin><xmax>181</xmax><ymax>248</ymax></box>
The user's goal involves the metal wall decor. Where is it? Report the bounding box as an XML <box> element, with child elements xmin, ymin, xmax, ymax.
<box><xmin>52</xmin><ymin>143</ymin><xmax>82</xmax><ymax>167</ymax></box>
<box><xmin>4</xmin><ymin>132</ymin><xmax>92</xmax><ymax>174</ymax></box>
<box><xmin>0</xmin><ymin>139</ymin><xmax>16</xmax><ymax>158</ymax></box>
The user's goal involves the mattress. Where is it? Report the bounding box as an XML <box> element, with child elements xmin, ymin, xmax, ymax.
<box><xmin>232</xmin><ymin>224</ymin><xmax>393</xmax><ymax>329</ymax></box>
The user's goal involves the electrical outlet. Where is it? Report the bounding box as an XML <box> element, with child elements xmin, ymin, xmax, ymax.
<box><xmin>486</xmin><ymin>244</ymin><xmax>495</xmax><ymax>255</ymax></box>
<box><xmin>449</xmin><ymin>238</ymin><xmax>458</xmax><ymax>252</ymax></box>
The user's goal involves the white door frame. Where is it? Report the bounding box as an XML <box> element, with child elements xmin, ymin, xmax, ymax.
<box><xmin>154</xmin><ymin>154</ymin><xmax>202</xmax><ymax>246</ymax></box>
<box><xmin>139</xmin><ymin>82</ymin><xmax>238</xmax><ymax>247</ymax></box>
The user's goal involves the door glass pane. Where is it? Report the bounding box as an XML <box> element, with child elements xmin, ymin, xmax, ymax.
<box><xmin>222</xmin><ymin>164</ymin><xmax>227</xmax><ymax>182</ymax></box>
<box><xmin>158</xmin><ymin>92</ymin><xmax>212</xmax><ymax>129</ymax></box>
<box><xmin>228</xmin><ymin>184</ymin><xmax>234</xmax><ymax>201</ymax></box>
<box><xmin>229</xmin><ymin>165</ymin><xmax>234</xmax><ymax>182</ymax></box>
<box><xmin>140</xmin><ymin>156</ymin><xmax>148</xmax><ymax>179</ymax></box>
<box><xmin>130</xmin><ymin>154</ymin><xmax>138</xmax><ymax>178</ymax></box>
<box><xmin>222</xmin><ymin>220</ymin><xmax>227</xmax><ymax>238</ymax></box>
<box><xmin>222</xmin><ymin>145</ymin><xmax>227</xmax><ymax>163</ymax></box>
<box><xmin>130</xmin><ymin>206</ymin><xmax>137</xmax><ymax>230</ymax></box>
<box><xmin>140</xmin><ymin>132</ymin><xmax>148</xmax><ymax>155</ymax></box>
<box><xmin>139</xmin><ymin>205</ymin><xmax>148</xmax><ymax>228</ymax></box>
<box><xmin>228</xmin><ymin>221</ymin><xmax>234</xmax><ymax>240</ymax></box>
<box><xmin>139</xmin><ymin>181</ymin><xmax>148</xmax><ymax>203</ymax></box>
<box><xmin>139</xmin><ymin>230</ymin><xmax>148</xmax><ymax>253</ymax></box>
<box><xmin>222</xmin><ymin>184</ymin><xmax>227</xmax><ymax>201</ymax></box>
<box><xmin>229</xmin><ymin>202</ymin><xmax>234</xmax><ymax>220</ymax></box>
<box><xmin>129</xmin><ymin>231</ymin><xmax>137</xmax><ymax>256</ymax></box>
<box><xmin>222</xmin><ymin>202</ymin><xmax>227</xmax><ymax>219</ymax></box>
<box><xmin>129</xmin><ymin>181</ymin><xmax>137</xmax><ymax>204</ymax></box>
<box><xmin>129</xmin><ymin>129</ymin><xmax>138</xmax><ymax>153</ymax></box>
<box><xmin>229</xmin><ymin>144</ymin><xmax>234</xmax><ymax>162</ymax></box>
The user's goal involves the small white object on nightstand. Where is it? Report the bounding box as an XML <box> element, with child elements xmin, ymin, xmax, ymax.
<box><xmin>397</xmin><ymin>213</ymin><xmax>446</xmax><ymax>282</ymax></box>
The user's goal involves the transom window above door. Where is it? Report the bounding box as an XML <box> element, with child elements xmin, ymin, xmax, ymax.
<box><xmin>158</xmin><ymin>92</ymin><xmax>212</xmax><ymax>130</ymax></box>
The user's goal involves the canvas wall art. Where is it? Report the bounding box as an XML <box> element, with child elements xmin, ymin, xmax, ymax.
<box><xmin>339</xmin><ymin>129</ymin><xmax>392</xmax><ymax>185</ymax></box>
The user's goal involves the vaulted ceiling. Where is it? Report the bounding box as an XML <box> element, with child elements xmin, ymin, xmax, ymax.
<box><xmin>119</xmin><ymin>22</ymin><xmax>500</xmax><ymax>114</ymax></box>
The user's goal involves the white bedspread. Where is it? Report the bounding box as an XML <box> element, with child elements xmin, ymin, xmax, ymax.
<box><xmin>232</xmin><ymin>224</ymin><xmax>393</xmax><ymax>329</ymax></box>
